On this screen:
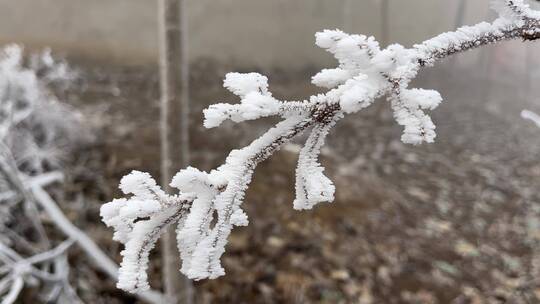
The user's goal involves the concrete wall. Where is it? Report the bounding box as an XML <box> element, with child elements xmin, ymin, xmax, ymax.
<box><xmin>0</xmin><ymin>0</ymin><xmax>492</xmax><ymax>68</ymax></box>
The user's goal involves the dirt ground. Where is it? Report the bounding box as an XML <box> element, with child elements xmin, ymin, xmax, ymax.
<box><xmin>54</xmin><ymin>57</ymin><xmax>540</xmax><ymax>303</ymax></box>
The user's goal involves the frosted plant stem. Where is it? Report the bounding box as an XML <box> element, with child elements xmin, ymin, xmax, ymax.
<box><xmin>0</xmin><ymin>171</ymin><xmax>63</xmax><ymax>202</ymax></box>
<box><xmin>522</xmin><ymin>110</ymin><xmax>540</xmax><ymax>128</ymax></box>
<box><xmin>1</xmin><ymin>276</ymin><xmax>22</xmax><ymax>304</ymax></box>
<box><xmin>30</xmin><ymin>186</ymin><xmax>167</xmax><ymax>304</ymax></box>
<box><xmin>0</xmin><ymin>146</ymin><xmax>50</xmax><ymax>250</ymax></box>
<box><xmin>103</xmin><ymin>0</ymin><xmax>540</xmax><ymax>293</ymax></box>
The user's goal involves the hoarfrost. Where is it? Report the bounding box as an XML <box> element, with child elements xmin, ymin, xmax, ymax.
<box><xmin>101</xmin><ymin>0</ymin><xmax>540</xmax><ymax>292</ymax></box>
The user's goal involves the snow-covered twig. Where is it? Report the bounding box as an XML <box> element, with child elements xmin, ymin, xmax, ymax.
<box><xmin>0</xmin><ymin>239</ymin><xmax>72</xmax><ymax>267</ymax></box>
<box><xmin>0</xmin><ymin>45</ymin><xmax>167</xmax><ymax>303</ymax></box>
<box><xmin>24</xmin><ymin>239</ymin><xmax>73</xmax><ymax>265</ymax></box>
<box><xmin>0</xmin><ymin>171</ymin><xmax>63</xmax><ymax>202</ymax></box>
<box><xmin>31</xmin><ymin>185</ymin><xmax>167</xmax><ymax>304</ymax></box>
<box><xmin>521</xmin><ymin>109</ymin><xmax>540</xmax><ymax>127</ymax></box>
<box><xmin>0</xmin><ymin>240</ymin><xmax>73</xmax><ymax>304</ymax></box>
<box><xmin>0</xmin><ymin>145</ymin><xmax>50</xmax><ymax>249</ymax></box>
<box><xmin>102</xmin><ymin>0</ymin><xmax>540</xmax><ymax>293</ymax></box>
<box><xmin>1</xmin><ymin>276</ymin><xmax>22</xmax><ymax>304</ymax></box>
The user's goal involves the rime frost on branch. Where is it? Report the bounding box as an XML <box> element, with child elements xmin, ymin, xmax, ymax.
<box><xmin>101</xmin><ymin>0</ymin><xmax>540</xmax><ymax>293</ymax></box>
<box><xmin>0</xmin><ymin>45</ymin><xmax>93</xmax><ymax>303</ymax></box>
<box><xmin>522</xmin><ymin>109</ymin><xmax>540</xmax><ymax>128</ymax></box>
<box><xmin>203</xmin><ymin>72</ymin><xmax>281</xmax><ymax>128</ymax></box>
<box><xmin>0</xmin><ymin>45</ymin><xmax>81</xmax><ymax>173</ymax></box>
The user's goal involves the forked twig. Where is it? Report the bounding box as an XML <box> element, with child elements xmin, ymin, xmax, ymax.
<box><xmin>101</xmin><ymin>0</ymin><xmax>540</xmax><ymax>293</ymax></box>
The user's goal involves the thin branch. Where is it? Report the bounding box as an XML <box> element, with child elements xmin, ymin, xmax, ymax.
<box><xmin>1</xmin><ymin>276</ymin><xmax>22</xmax><ymax>304</ymax></box>
<box><xmin>522</xmin><ymin>109</ymin><xmax>540</xmax><ymax>127</ymax></box>
<box><xmin>25</xmin><ymin>239</ymin><xmax>74</xmax><ymax>265</ymax></box>
<box><xmin>30</xmin><ymin>186</ymin><xmax>167</xmax><ymax>304</ymax></box>
<box><xmin>0</xmin><ymin>171</ymin><xmax>63</xmax><ymax>202</ymax></box>
<box><xmin>0</xmin><ymin>145</ymin><xmax>50</xmax><ymax>249</ymax></box>
<box><xmin>102</xmin><ymin>0</ymin><xmax>540</xmax><ymax>293</ymax></box>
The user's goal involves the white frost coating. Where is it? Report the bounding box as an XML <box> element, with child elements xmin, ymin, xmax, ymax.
<box><xmin>294</xmin><ymin>113</ymin><xmax>342</xmax><ymax>210</ymax></box>
<box><xmin>339</xmin><ymin>74</ymin><xmax>380</xmax><ymax>113</ymax></box>
<box><xmin>0</xmin><ymin>45</ymin><xmax>41</xmax><ymax>139</ymax></box>
<box><xmin>223</xmin><ymin>72</ymin><xmax>269</xmax><ymax>97</ymax></box>
<box><xmin>230</xmin><ymin>209</ymin><xmax>249</xmax><ymax>226</ymax></box>
<box><xmin>176</xmin><ymin>115</ymin><xmax>310</xmax><ymax>280</ymax></box>
<box><xmin>400</xmin><ymin>89</ymin><xmax>442</xmax><ymax>111</ymax></box>
<box><xmin>119</xmin><ymin>171</ymin><xmax>166</xmax><ymax>201</ymax></box>
<box><xmin>312</xmin><ymin>68</ymin><xmax>352</xmax><ymax>89</ymax></box>
<box><xmin>315</xmin><ymin>29</ymin><xmax>380</xmax><ymax>71</ymax></box>
<box><xmin>492</xmin><ymin>0</ymin><xmax>540</xmax><ymax>20</ymax></box>
<box><xmin>392</xmin><ymin>88</ymin><xmax>442</xmax><ymax>145</ymax></box>
<box><xmin>521</xmin><ymin>109</ymin><xmax>540</xmax><ymax>128</ymax></box>
<box><xmin>117</xmin><ymin>206</ymin><xmax>182</xmax><ymax>292</ymax></box>
<box><xmin>204</xmin><ymin>93</ymin><xmax>280</xmax><ymax>128</ymax></box>
<box><xmin>391</xmin><ymin>88</ymin><xmax>440</xmax><ymax>145</ymax></box>
<box><xmin>100</xmin><ymin>171</ymin><xmax>192</xmax><ymax>293</ymax></box>
<box><xmin>203</xmin><ymin>72</ymin><xmax>282</xmax><ymax>128</ymax></box>
<box><xmin>102</xmin><ymin>0</ymin><xmax>540</xmax><ymax>294</ymax></box>
<box><xmin>0</xmin><ymin>45</ymin><xmax>82</xmax><ymax>175</ymax></box>
<box><xmin>374</xmin><ymin>44</ymin><xmax>418</xmax><ymax>81</ymax></box>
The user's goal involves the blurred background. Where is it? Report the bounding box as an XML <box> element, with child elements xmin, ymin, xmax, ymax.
<box><xmin>0</xmin><ymin>0</ymin><xmax>539</xmax><ymax>303</ymax></box>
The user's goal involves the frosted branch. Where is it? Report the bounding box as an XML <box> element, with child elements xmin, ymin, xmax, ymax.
<box><xmin>294</xmin><ymin>112</ymin><xmax>342</xmax><ymax>210</ymax></box>
<box><xmin>102</xmin><ymin>0</ymin><xmax>540</xmax><ymax>293</ymax></box>
<box><xmin>522</xmin><ymin>109</ymin><xmax>540</xmax><ymax>127</ymax></box>
<box><xmin>33</xmin><ymin>185</ymin><xmax>167</xmax><ymax>303</ymax></box>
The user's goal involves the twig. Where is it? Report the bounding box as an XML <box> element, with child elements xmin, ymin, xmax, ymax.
<box><xmin>30</xmin><ymin>186</ymin><xmax>167</xmax><ymax>304</ymax></box>
<box><xmin>1</xmin><ymin>276</ymin><xmax>22</xmax><ymax>304</ymax></box>
<box><xmin>0</xmin><ymin>171</ymin><xmax>64</xmax><ymax>202</ymax></box>
<box><xmin>103</xmin><ymin>0</ymin><xmax>540</xmax><ymax>293</ymax></box>
<box><xmin>0</xmin><ymin>145</ymin><xmax>50</xmax><ymax>249</ymax></box>
<box><xmin>25</xmin><ymin>239</ymin><xmax>73</xmax><ymax>265</ymax></box>
<box><xmin>521</xmin><ymin>109</ymin><xmax>540</xmax><ymax>128</ymax></box>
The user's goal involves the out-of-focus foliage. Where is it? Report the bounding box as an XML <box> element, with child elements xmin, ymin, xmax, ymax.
<box><xmin>0</xmin><ymin>45</ymin><xmax>83</xmax><ymax>174</ymax></box>
<box><xmin>0</xmin><ymin>45</ymin><xmax>87</xmax><ymax>304</ymax></box>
